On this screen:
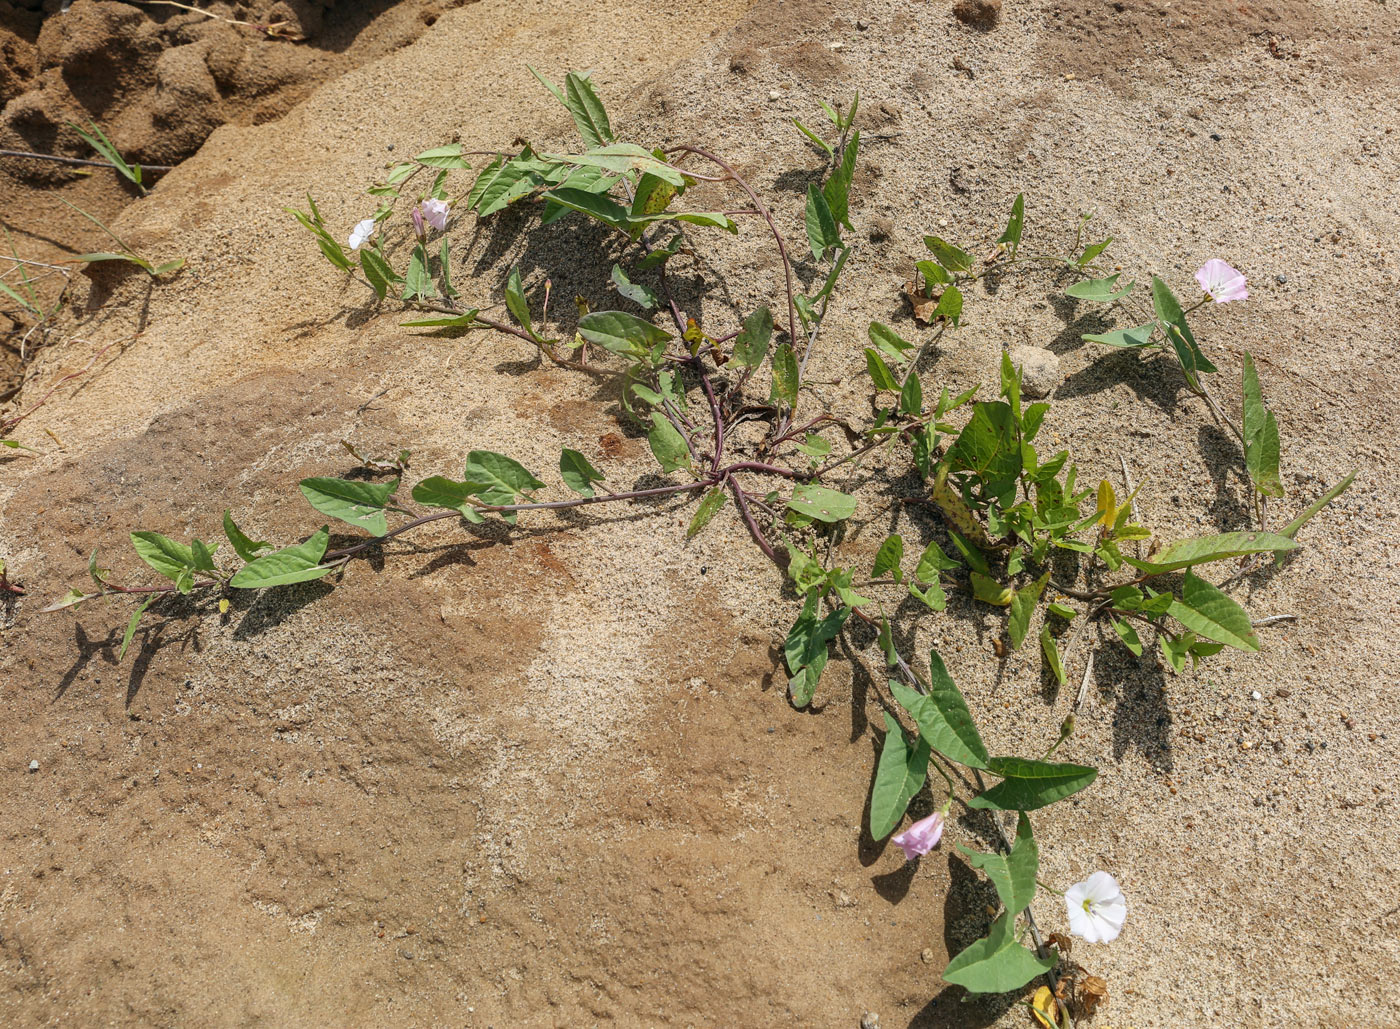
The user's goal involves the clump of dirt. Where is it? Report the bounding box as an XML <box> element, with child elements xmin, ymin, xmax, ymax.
<box><xmin>0</xmin><ymin>0</ymin><xmax>461</xmax><ymax>399</ymax></box>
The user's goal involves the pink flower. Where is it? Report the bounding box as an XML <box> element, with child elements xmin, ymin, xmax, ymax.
<box><xmin>410</xmin><ymin>205</ymin><xmax>426</xmax><ymax>241</ymax></box>
<box><xmin>891</xmin><ymin>812</ymin><xmax>944</xmax><ymax>860</ymax></box>
<box><xmin>419</xmin><ymin>197</ymin><xmax>450</xmax><ymax>233</ymax></box>
<box><xmin>1195</xmin><ymin>259</ymin><xmax>1248</xmax><ymax>303</ymax></box>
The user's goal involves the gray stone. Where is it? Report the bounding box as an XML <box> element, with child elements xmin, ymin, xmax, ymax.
<box><xmin>1006</xmin><ymin>345</ymin><xmax>1061</xmax><ymax>399</ymax></box>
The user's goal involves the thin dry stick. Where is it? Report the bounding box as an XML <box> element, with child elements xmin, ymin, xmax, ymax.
<box><xmin>119</xmin><ymin>0</ymin><xmax>301</xmax><ymax>36</ymax></box>
<box><xmin>1</xmin><ymin>335</ymin><xmax>133</xmax><ymax>434</ymax></box>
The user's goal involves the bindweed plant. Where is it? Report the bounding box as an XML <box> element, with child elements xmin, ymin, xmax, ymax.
<box><xmin>44</xmin><ymin>72</ymin><xmax>1355</xmax><ymax>1023</ymax></box>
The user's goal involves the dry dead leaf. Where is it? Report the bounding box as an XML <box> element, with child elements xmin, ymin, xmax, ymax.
<box><xmin>903</xmin><ymin>280</ymin><xmax>937</xmax><ymax>323</ymax></box>
<box><xmin>1079</xmin><ymin>974</ymin><xmax>1109</xmax><ymax>1015</ymax></box>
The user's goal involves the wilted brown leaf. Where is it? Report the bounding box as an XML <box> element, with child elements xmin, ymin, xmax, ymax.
<box><xmin>1079</xmin><ymin>974</ymin><xmax>1109</xmax><ymax>1015</ymax></box>
<box><xmin>904</xmin><ymin>280</ymin><xmax>937</xmax><ymax>323</ymax></box>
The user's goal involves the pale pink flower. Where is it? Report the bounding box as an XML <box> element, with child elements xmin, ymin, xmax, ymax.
<box><xmin>419</xmin><ymin>197</ymin><xmax>450</xmax><ymax>232</ymax></box>
<box><xmin>1065</xmin><ymin>871</ymin><xmax>1127</xmax><ymax>943</ymax></box>
<box><xmin>347</xmin><ymin>218</ymin><xmax>375</xmax><ymax>250</ymax></box>
<box><xmin>1195</xmin><ymin>259</ymin><xmax>1248</xmax><ymax>303</ymax></box>
<box><xmin>410</xmin><ymin>205</ymin><xmax>426</xmax><ymax>241</ymax></box>
<box><xmin>891</xmin><ymin>811</ymin><xmax>944</xmax><ymax>861</ymax></box>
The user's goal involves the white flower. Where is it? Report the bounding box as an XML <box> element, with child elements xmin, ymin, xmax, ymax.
<box><xmin>1065</xmin><ymin>871</ymin><xmax>1127</xmax><ymax>943</ymax></box>
<box><xmin>347</xmin><ymin>218</ymin><xmax>376</xmax><ymax>250</ymax></box>
<box><xmin>1195</xmin><ymin>258</ymin><xmax>1249</xmax><ymax>303</ymax></box>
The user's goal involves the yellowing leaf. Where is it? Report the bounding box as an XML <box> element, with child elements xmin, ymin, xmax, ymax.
<box><xmin>1030</xmin><ymin>986</ymin><xmax>1058</xmax><ymax>1028</ymax></box>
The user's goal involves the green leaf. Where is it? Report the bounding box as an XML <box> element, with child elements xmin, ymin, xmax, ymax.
<box><xmin>943</xmin><ymin>911</ymin><xmax>1057</xmax><ymax>994</ymax></box>
<box><xmin>504</xmin><ymin>265</ymin><xmax>532</xmax><ymax>335</ymax></box>
<box><xmin>410</xmin><ymin>476</ymin><xmax>484</xmax><ymax>522</ymax></box>
<box><xmin>870</xmin><ymin>712</ymin><xmax>931</xmax><ymax>840</ymax></box>
<box><xmin>463</xmin><ymin>450</ymin><xmax>547</xmax><ymax>508</ymax></box>
<box><xmin>770</xmin><ymin>343</ymin><xmax>799</xmax><ymax>407</ymax></box>
<box><xmin>1152</xmin><ymin>275</ymin><xmax>1216</xmax><ymax>389</ymax></box>
<box><xmin>1111</xmin><ymin>617</ymin><xmax>1143</xmax><ymax>656</ymax></box>
<box><xmin>1241</xmin><ymin>353</ymin><xmax>1284</xmax><ymax>498</ymax></box>
<box><xmin>916</xmin><ymin>259</ymin><xmax>950</xmax><ymax>292</ymax></box>
<box><xmin>412</xmin><ymin>143</ymin><xmax>471</xmax><ymax>169</ymax></box>
<box><xmin>42</xmin><ymin>587</ymin><xmax>90</xmax><ymax>613</ymax></box>
<box><xmin>630</xmin><ymin>171</ymin><xmax>679</xmax><ymax>217</ymax></box>
<box><xmin>129</xmin><ymin>531</ymin><xmax>194</xmax><ymax>582</ymax></box>
<box><xmin>401</xmin><ymin>244</ymin><xmax>434</xmax><ymax>301</ymax></box>
<box><xmin>804</xmin><ymin>183</ymin><xmax>841</xmax><ymax>261</ymax></box>
<box><xmin>647</xmin><ymin>413</ymin><xmax>691</xmax><ymax>473</ymax></box>
<box><xmin>190</xmin><ymin>538</ymin><xmax>218</xmax><ymax>573</ymax></box>
<box><xmin>969</xmin><ymin>756</ymin><xmax>1097</xmax><ymax>811</ymax></box>
<box><xmin>1046</xmin><ymin>602</ymin><xmax>1076</xmax><ymax>620</ymax></box>
<box><xmin>899</xmin><ymin>371</ymin><xmax>923</xmax><ymax>416</ymax></box>
<box><xmin>564</xmin><ymin>73</ymin><xmax>614</xmax><ymax>148</ymax></box>
<box><xmin>1083</xmin><ymin>322</ymin><xmax>1157</xmax><ymax>348</ymax></box>
<box><xmin>229</xmin><ymin>527</ymin><xmax>336</xmax><ymax>589</ymax></box>
<box><xmin>1279</xmin><ymin>470</ymin><xmax>1356</xmax><ymax>546</ymax></box>
<box><xmin>70</xmin><ymin>120</ymin><xmax>143</xmax><ymax>191</ymax></box>
<box><xmin>923</xmin><ymin>236</ymin><xmax>974</xmax><ymax>274</ymax></box>
<box><xmin>1078</xmin><ymin>236</ymin><xmax>1112</xmax><ymax>266</ymax></box>
<box><xmin>637</xmin><ymin>231</ymin><xmax>685</xmax><ymax>270</ymax></box>
<box><xmin>934</xmin><ymin>283</ymin><xmax>963</xmax><ymax>323</ymax></box>
<box><xmin>947</xmin><ymin>401</ymin><xmax>1020</xmax><ymax>498</ymax></box>
<box><xmin>1065</xmin><ymin>274</ymin><xmax>1134</xmax><ymax>303</ymax></box>
<box><xmin>792</xmin><ymin>117</ymin><xmax>834</xmax><ymax>156</ymax></box>
<box><xmin>543</xmin><ymin>143</ymin><xmax>684</xmax><ymax>187</ymax></box>
<box><xmin>610</xmin><ymin>264</ymin><xmax>657</xmax><ymax>309</ymax></box>
<box><xmin>687</xmin><ymin>488</ymin><xmax>726</xmax><ymax>538</ymax></box>
<box><xmin>823</xmin><ymin>129</ymin><xmax>859</xmax><ymax>231</ymax></box>
<box><xmin>1007</xmin><ymin>572</ymin><xmax>1049</xmax><ymax>650</ymax></box>
<box><xmin>223</xmin><ymin>511</ymin><xmax>271</xmax><ymax>562</ymax></box>
<box><xmin>1040</xmin><ymin>626</ymin><xmax>1067</xmax><ymax>686</ymax></box>
<box><xmin>118</xmin><ymin>596</ymin><xmax>154</xmax><ymax>661</ymax></box>
<box><xmin>670</xmin><ymin>211</ymin><xmax>739</xmax><ymax>233</ymax></box>
<box><xmin>559</xmin><ymin>448</ymin><xmax>606</xmax><ymax>497</ymax></box>
<box><xmin>868</xmin><ymin>322</ymin><xmax>914</xmax><ymax>363</ymax></box>
<box><xmin>958</xmin><ymin>812</ymin><xmax>1038</xmax><ymax>916</ymax></box>
<box><xmin>526</xmin><ymin>64</ymin><xmax>568</xmax><ymax>107</ymax></box>
<box><xmin>578</xmin><ymin>310</ymin><xmax>673</xmax><ymax>358</ymax></box>
<box><xmin>731</xmin><ymin>307</ymin><xmax>772</xmax><ymax>369</ymax></box>
<box><xmin>1161</xmin><ymin>631</ymin><xmax>1194</xmax><ymax>673</ymax></box>
<box><xmin>360</xmin><ymin>247</ymin><xmax>394</xmax><ymax>300</ymax></box>
<box><xmin>1167</xmin><ymin>571</ymin><xmax>1259</xmax><ymax>651</ymax></box>
<box><xmin>1124</xmin><ymin>531</ymin><xmax>1297</xmax><ymax>573</ymax></box>
<box><xmin>971</xmin><ymin>572</ymin><xmax>1012</xmax><ymax>607</ymax></box>
<box><xmin>873</xmin><ymin>534</ymin><xmax>904</xmax><ymax>582</ymax></box>
<box><xmin>995</xmin><ymin>193</ymin><xmax>1024</xmax><ymax>254</ymax></box>
<box><xmin>889</xmin><ymin>652</ymin><xmax>990</xmax><ymax>769</ymax></box>
<box><xmin>298</xmin><ymin>477</ymin><xmax>397</xmax><ymax>536</ymax></box>
<box><xmin>784</xmin><ymin>591</ymin><xmax>850</xmax><ymax>707</ymax></box>
<box><xmin>787</xmin><ymin>484</ymin><xmax>857</xmax><ymax>524</ymax></box>
<box><xmin>864</xmin><ymin>349</ymin><xmax>899</xmax><ymax>391</ymax></box>
<box><xmin>914</xmin><ymin>540</ymin><xmax>959</xmax><ymax>583</ymax></box>
<box><xmin>439</xmin><ymin>238</ymin><xmax>458</xmax><ymax>299</ymax></box>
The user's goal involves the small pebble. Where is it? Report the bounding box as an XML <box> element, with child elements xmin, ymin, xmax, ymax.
<box><xmin>920</xmin><ymin>947</ymin><xmax>935</xmax><ymax>963</ymax></box>
<box><xmin>861</xmin><ymin>1014</ymin><xmax>881</xmax><ymax>1029</ymax></box>
<box><xmin>27</xmin><ymin>760</ymin><xmax>39</xmax><ymax>773</ymax></box>
<box><xmin>768</xmin><ymin>90</ymin><xmax>781</xmax><ymax>101</ymax></box>
<box><xmin>1275</xmin><ymin>274</ymin><xmax>1288</xmax><ymax>284</ymax></box>
<box><xmin>857</xmin><ymin>18</ymin><xmax>869</xmax><ymax>29</ymax></box>
<box><xmin>1250</xmin><ymin>690</ymin><xmax>1262</xmax><ymax>701</ymax></box>
<box><xmin>1210</xmin><ymin>132</ymin><xmax>1223</xmax><ymax>141</ymax></box>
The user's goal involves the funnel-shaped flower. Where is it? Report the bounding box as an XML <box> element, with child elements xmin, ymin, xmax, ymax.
<box><xmin>1065</xmin><ymin>871</ymin><xmax>1127</xmax><ymax>943</ymax></box>
<box><xmin>347</xmin><ymin>218</ymin><xmax>375</xmax><ymax>250</ymax></box>
<box><xmin>1195</xmin><ymin>259</ymin><xmax>1248</xmax><ymax>303</ymax></box>
<box><xmin>891</xmin><ymin>812</ymin><xmax>944</xmax><ymax>861</ymax></box>
<box><xmin>420</xmin><ymin>197</ymin><xmax>450</xmax><ymax>232</ymax></box>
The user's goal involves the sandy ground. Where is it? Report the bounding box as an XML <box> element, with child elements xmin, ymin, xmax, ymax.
<box><xmin>2</xmin><ymin>0</ymin><xmax>1400</xmax><ymax>1027</ymax></box>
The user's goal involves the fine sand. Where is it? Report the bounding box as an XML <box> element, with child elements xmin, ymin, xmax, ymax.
<box><xmin>2</xmin><ymin>1</ymin><xmax>1399</xmax><ymax>1026</ymax></box>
